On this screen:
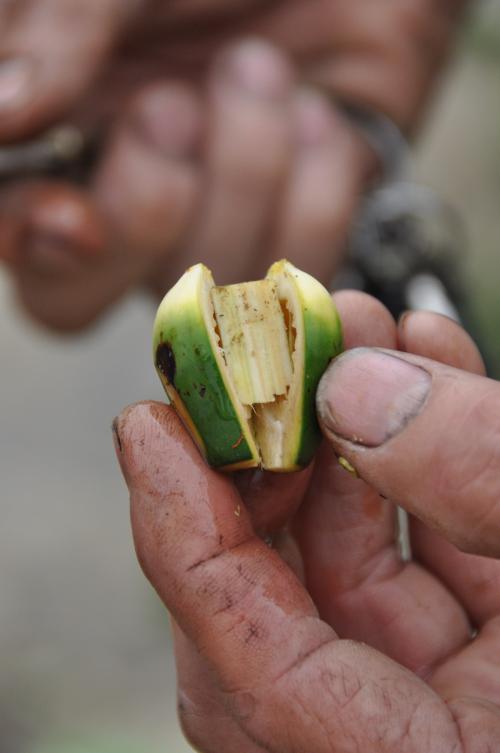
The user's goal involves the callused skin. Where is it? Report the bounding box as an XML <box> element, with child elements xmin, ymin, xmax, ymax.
<box><xmin>153</xmin><ymin>260</ymin><xmax>342</xmax><ymax>471</ymax></box>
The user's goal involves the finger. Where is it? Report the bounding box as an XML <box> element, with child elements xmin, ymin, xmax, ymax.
<box><xmin>115</xmin><ymin>402</ymin><xmax>329</xmax><ymax>689</ymax></box>
<box><xmin>333</xmin><ymin>289</ymin><xmax>398</xmax><ymax>351</ymax></box>
<box><xmin>295</xmin><ymin>292</ymin><xmax>470</xmax><ymax>674</ymax></box>
<box><xmin>413</xmin><ymin>520</ymin><xmax>500</xmax><ymax>627</ymax></box>
<box><xmin>173</xmin><ymin>529</ymin><xmax>307</xmax><ymax>752</ymax></box>
<box><xmin>0</xmin><ymin>181</ymin><xmax>105</xmax><ymax>270</ymax></box>
<box><xmin>0</xmin><ymin>185</ymin><xmax>25</xmax><ymax>263</ymax></box>
<box><xmin>430</xmin><ymin>611</ymin><xmax>500</xmax><ymax>707</ymax></box>
<box><xmin>3</xmin><ymin>82</ymin><xmax>202</xmax><ymax>331</ymax></box>
<box><xmin>173</xmin><ymin>621</ymin><xmax>269</xmax><ymax>753</ymax></box>
<box><xmin>94</xmin><ymin>81</ymin><xmax>202</xmax><ymax>298</ymax></box>
<box><xmin>317</xmin><ymin>346</ymin><xmax>500</xmax><ymax>557</ymax></box>
<box><xmin>114</xmin><ymin>400</ymin><xmax>460</xmax><ymax>753</ymax></box>
<box><xmin>182</xmin><ymin>39</ymin><xmax>293</xmax><ymax>283</ymax></box>
<box><xmin>174</xmin><ymin>467</ymin><xmax>311</xmax><ymax>752</ymax></box>
<box><xmin>0</xmin><ymin>0</ymin><xmax>136</xmax><ymax>139</ymax></box>
<box><xmin>268</xmin><ymin>90</ymin><xmax>373</xmax><ymax>285</ymax></box>
<box><xmin>399</xmin><ymin>311</ymin><xmax>500</xmax><ymax>627</ymax></box>
<box><xmin>398</xmin><ymin>310</ymin><xmax>486</xmax><ymax>377</ymax></box>
<box><xmin>247</xmin><ymin>0</ymin><xmax>462</xmax><ymax>132</ymax></box>
<box><xmin>0</xmin><ymin>181</ymin><xmax>111</xmax><ymax>330</ymax></box>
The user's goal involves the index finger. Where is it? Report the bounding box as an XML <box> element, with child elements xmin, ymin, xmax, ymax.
<box><xmin>114</xmin><ymin>401</ymin><xmax>328</xmax><ymax>689</ymax></box>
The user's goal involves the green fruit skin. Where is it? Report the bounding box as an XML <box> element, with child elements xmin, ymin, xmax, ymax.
<box><xmin>296</xmin><ymin>285</ymin><xmax>343</xmax><ymax>467</ymax></box>
<box><xmin>153</xmin><ymin>265</ymin><xmax>258</xmax><ymax>470</ymax></box>
<box><xmin>267</xmin><ymin>261</ymin><xmax>343</xmax><ymax>469</ymax></box>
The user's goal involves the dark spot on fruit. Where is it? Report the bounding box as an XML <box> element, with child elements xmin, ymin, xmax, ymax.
<box><xmin>194</xmin><ymin>346</ymin><xmax>200</xmax><ymax>357</ymax></box>
<box><xmin>199</xmin><ymin>384</ymin><xmax>206</xmax><ymax>398</ymax></box>
<box><xmin>156</xmin><ymin>342</ymin><xmax>176</xmax><ymax>385</ymax></box>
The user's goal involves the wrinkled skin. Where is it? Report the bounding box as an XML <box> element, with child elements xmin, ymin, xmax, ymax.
<box><xmin>115</xmin><ymin>294</ymin><xmax>500</xmax><ymax>753</ymax></box>
<box><xmin>0</xmin><ymin>0</ymin><xmax>465</xmax><ymax>330</ymax></box>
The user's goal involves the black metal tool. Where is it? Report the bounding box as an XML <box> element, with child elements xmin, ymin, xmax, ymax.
<box><xmin>341</xmin><ymin>180</ymin><xmax>493</xmax><ymax>374</ymax></box>
<box><xmin>0</xmin><ymin>125</ymin><xmax>95</xmax><ymax>184</ymax></box>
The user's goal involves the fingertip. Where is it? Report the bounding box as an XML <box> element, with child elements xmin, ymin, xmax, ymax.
<box><xmin>0</xmin><ymin>1</ymin><xmax>127</xmax><ymax>139</ymax></box>
<box><xmin>113</xmin><ymin>400</ymin><xmax>240</xmax><ymax>522</ymax></box>
<box><xmin>316</xmin><ymin>347</ymin><xmax>431</xmax><ymax>449</ymax></box>
<box><xmin>2</xmin><ymin>181</ymin><xmax>105</xmax><ymax>258</ymax></box>
<box><xmin>112</xmin><ymin>400</ymin><xmax>183</xmax><ymax>486</ymax></box>
<box><xmin>17</xmin><ymin>184</ymin><xmax>108</xmax><ymax>279</ymax></box>
<box><xmin>124</xmin><ymin>81</ymin><xmax>203</xmax><ymax>159</ymax></box>
<box><xmin>398</xmin><ymin>310</ymin><xmax>486</xmax><ymax>376</ymax></box>
<box><xmin>332</xmin><ymin>290</ymin><xmax>397</xmax><ymax>350</ymax></box>
<box><xmin>94</xmin><ymin>81</ymin><xmax>202</xmax><ymax>263</ymax></box>
<box><xmin>293</xmin><ymin>88</ymin><xmax>334</xmax><ymax>147</ymax></box>
<box><xmin>212</xmin><ymin>37</ymin><xmax>294</xmax><ymax>100</ymax></box>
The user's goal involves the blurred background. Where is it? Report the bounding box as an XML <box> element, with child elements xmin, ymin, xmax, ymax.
<box><xmin>1</xmin><ymin>3</ymin><xmax>500</xmax><ymax>752</ymax></box>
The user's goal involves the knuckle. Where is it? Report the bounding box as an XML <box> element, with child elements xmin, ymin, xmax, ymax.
<box><xmin>447</xmin><ymin>697</ymin><xmax>500</xmax><ymax>753</ymax></box>
<box><xmin>449</xmin><ymin>476</ymin><xmax>500</xmax><ymax>557</ymax></box>
<box><xmin>300</xmin><ymin>201</ymin><xmax>345</xmax><ymax>244</ymax></box>
<box><xmin>178</xmin><ymin>697</ymin><xmax>212</xmax><ymax>752</ymax></box>
<box><xmin>433</xmin><ymin>392</ymin><xmax>500</xmax><ymax>554</ymax></box>
<box><xmin>221</xmin><ymin>143</ymin><xmax>287</xmax><ymax>190</ymax></box>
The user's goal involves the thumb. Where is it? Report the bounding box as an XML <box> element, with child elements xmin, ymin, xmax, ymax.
<box><xmin>317</xmin><ymin>347</ymin><xmax>500</xmax><ymax>557</ymax></box>
<box><xmin>0</xmin><ymin>0</ymin><xmax>137</xmax><ymax>139</ymax></box>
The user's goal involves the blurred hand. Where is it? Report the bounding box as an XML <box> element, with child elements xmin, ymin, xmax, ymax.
<box><xmin>0</xmin><ymin>0</ymin><xmax>462</xmax><ymax>331</ymax></box>
<box><xmin>114</xmin><ymin>295</ymin><xmax>500</xmax><ymax>752</ymax></box>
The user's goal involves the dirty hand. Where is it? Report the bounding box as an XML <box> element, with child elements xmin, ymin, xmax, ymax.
<box><xmin>0</xmin><ymin>0</ymin><xmax>462</xmax><ymax>331</ymax></box>
<box><xmin>114</xmin><ymin>292</ymin><xmax>500</xmax><ymax>752</ymax></box>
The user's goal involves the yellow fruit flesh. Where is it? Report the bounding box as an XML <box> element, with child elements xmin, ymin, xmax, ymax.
<box><xmin>210</xmin><ymin>279</ymin><xmax>296</xmax><ymax>468</ymax></box>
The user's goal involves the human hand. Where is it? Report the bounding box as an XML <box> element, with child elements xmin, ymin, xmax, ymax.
<box><xmin>0</xmin><ymin>0</ymin><xmax>462</xmax><ymax>331</ymax></box>
<box><xmin>114</xmin><ymin>293</ymin><xmax>500</xmax><ymax>752</ymax></box>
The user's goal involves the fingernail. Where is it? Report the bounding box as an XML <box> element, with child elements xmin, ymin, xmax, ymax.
<box><xmin>112</xmin><ymin>415</ymin><xmax>129</xmax><ymax>484</ymax></box>
<box><xmin>295</xmin><ymin>90</ymin><xmax>332</xmax><ymax>146</ymax></box>
<box><xmin>0</xmin><ymin>57</ymin><xmax>34</xmax><ymax>111</ymax></box>
<box><xmin>398</xmin><ymin>311</ymin><xmax>411</xmax><ymax>330</ymax></box>
<box><xmin>219</xmin><ymin>40</ymin><xmax>291</xmax><ymax>99</ymax></box>
<box><xmin>129</xmin><ymin>86</ymin><xmax>202</xmax><ymax>157</ymax></box>
<box><xmin>317</xmin><ymin>348</ymin><xmax>431</xmax><ymax>447</ymax></box>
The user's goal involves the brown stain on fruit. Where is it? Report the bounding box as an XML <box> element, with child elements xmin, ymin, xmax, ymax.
<box><xmin>156</xmin><ymin>342</ymin><xmax>176</xmax><ymax>385</ymax></box>
<box><xmin>232</xmin><ymin>433</ymin><xmax>244</xmax><ymax>449</ymax></box>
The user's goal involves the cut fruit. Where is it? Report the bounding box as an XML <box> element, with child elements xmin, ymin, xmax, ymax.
<box><xmin>153</xmin><ymin>260</ymin><xmax>343</xmax><ymax>471</ymax></box>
